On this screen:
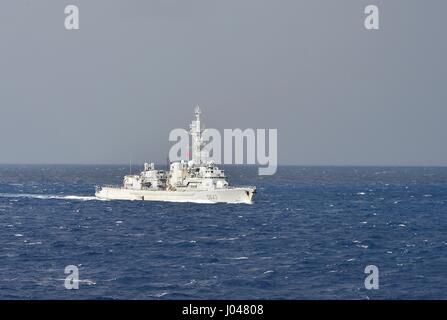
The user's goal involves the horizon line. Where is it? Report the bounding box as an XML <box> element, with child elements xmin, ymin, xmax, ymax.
<box><xmin>1</xmin><ymin>163</ymin><xmax>447</xmax><ymax>168</ymax></box>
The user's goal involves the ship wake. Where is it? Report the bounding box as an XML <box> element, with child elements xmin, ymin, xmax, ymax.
<box><xmin>0</xmin><ymin>193</ymin><xmax>105</xmax><ymax>201</ymax></box>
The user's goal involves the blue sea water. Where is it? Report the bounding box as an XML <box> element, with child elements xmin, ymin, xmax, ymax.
<box><xmin>0</xmin><ymin>165</ymin><xmax>446</xmax><ymax>299</ymax></box>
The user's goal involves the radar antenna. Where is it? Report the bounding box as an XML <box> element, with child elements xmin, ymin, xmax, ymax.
<box><xmin>194</xmin><ymin>105</ymin><xmax>201</xmax><ymax>120</ymax></box>
<box><xmin>190</xmin><ymin>105</ymin><xmax>203</xmax><ymax>164</ymax></box>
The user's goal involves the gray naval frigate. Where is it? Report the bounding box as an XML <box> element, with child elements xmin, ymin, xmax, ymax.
<box><xmin>95</xmin><ymin>107</ymin><xmax>256</xmax><ymax>204</ymax></box>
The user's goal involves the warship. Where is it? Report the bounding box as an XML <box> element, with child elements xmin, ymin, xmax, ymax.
<box><xmin>95</xmin><ymin>107</ymin><xmax>256</xmax><ymax>204</ymax></box>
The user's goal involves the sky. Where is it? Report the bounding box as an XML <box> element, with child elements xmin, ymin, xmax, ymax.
<box><xmin>0</xmin><ymin>0</ymin><xmax>446</xmax><ymax>166</ymax></box>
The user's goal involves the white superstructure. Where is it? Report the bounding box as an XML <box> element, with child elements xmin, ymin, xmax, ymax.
<box><xmin>95</xmin><ymin>107</ymin><xmax>256</xmax><ymax>204</ymax></box>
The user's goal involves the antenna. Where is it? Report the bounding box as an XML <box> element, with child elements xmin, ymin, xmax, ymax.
<box><xmin>129</xmin><ymin>157</ymin><xmax>132</xmax><ymax>175</ymax></box>
<box><xmin>194</xmin><ymin>105</ymin><xmax>201</xmax><ymax>120</ymax></box>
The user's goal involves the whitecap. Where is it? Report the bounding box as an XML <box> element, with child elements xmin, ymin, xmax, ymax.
<box><xmin>216</xmin><ymin>237</ymin><xmax>238</xmax><ymax>241</ymax></box>
<box><xmin>27</xmin><ymin>241</ymin><xmax>42</xmax><ymax>245</ymax></box>
<box><xmin>74</xmin><ymin>279</ymin><xmax>96</xmax><ymax>285</ymax></box>
<box><xmin>155</xmin><ymin>292</ymin><xmax>169</xmax><ymax>298</ymax></box>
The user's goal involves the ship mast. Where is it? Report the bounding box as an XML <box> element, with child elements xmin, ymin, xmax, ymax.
<box><xmin>190</xmin><ymin>105</ymin><xmax>203</xmax><ymax>164</ymax></box>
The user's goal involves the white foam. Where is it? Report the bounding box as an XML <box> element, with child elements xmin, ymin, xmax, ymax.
<box><xmin>54</xmin><ymin>278</ymin><xmax>96</xmax><ymax>285</ymax></box>
<box><xmin>0</xmin><ymin>193</ymin><xmax>104</xmax><ymax>201</ymax></box>
<box><xmin>75</xmin><ymin>279</ymin><xmax>96</xmax><ymax>285</ymax></box>
<box><xmin>216</xmin><ymin>237</ymin><xmax>239</xmax><ymax>241</ymax></box>
<box><xmin>0</xmin><ymin>192</ymin><xmax>251</xmax><ymax>204</ymax></box>
<box><xmin>26</xmin><ymin>241</ymin><xmax>42</xmax><ymax>245</ymax></box>
<box><xmin>138</xmin><ymin>197</ymin><xmax>251</xmax><ymax>204</ymax></box>
<box><xmin>154</xmin><ymin>292</ymin><xmax>169</xmax><ymax>298</ymax></box>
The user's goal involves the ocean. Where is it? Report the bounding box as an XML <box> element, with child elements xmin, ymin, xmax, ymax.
<box><xmin>0</xmin><ymin>165</ymin><xmax>446</xmax><ymax>299</ymax></box>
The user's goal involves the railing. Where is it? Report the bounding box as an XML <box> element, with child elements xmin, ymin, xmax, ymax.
<box><xmin>225</xmin><ymin>185</ymin><xmax>257</xmax><ymax>190</ymax></box>
<box><xmin>98</xmin><ymin>185</ymin><xmax>165</xmax><ymax>191</ymax></box>
<box><xmin>97</xmin><ymin>184</ymin><xmax>256</xmax><ymax>191</ymax></box>
<box><xmin>99</xmin><ymin>184</ymin><xmax>122</xmax><ymax>189</ymax></box>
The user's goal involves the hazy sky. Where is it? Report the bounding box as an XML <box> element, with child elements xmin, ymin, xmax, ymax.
<box><xmin>0</xmin><ymin>0</ymin><xmax>446</xmax><ymax>166</ymax></box>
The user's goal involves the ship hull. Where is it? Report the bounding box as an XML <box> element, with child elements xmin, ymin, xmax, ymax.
<box><xmin>95</xmin><ymin>187</ymin><xmax>255</xmax><ymax>204</ymax></box>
